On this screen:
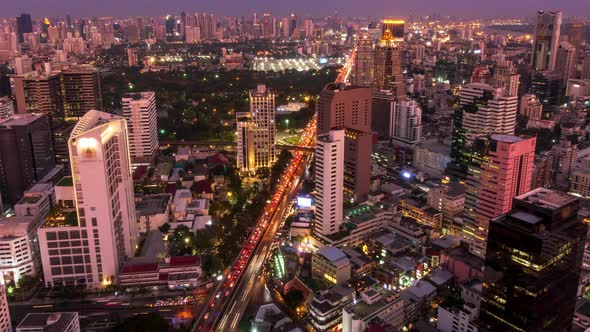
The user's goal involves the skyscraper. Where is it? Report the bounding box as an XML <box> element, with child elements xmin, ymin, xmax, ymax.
<box><xmin>373</xmin><ymin>20</ymin><xmax>405</xmax><ymax>99</ymax></box>
<box><xmin>0</xmin><ymin>285</ymin><xmax>10</xmax><ymax>332</ymax></box>
<box><xmin>61</xmin><ymin>65</ymin><xmax>102</xmax><ymax>119</ymax></box>
<box><xmin>531</xmin><ymin>11</ymin><xmax>562</xmax><ymax>71</ymax></box>
<box><xmin>555</xmin><ymin>41</ymin><xmax>576</xmax><ymax>88</ymax></box>
<box><xmin>12</xmin><ymin>72</ymin><xmax>64</xmax><ymax>121</ymax></box>
<box><xmin>480</xmin><ymin>188</ymin><xmax>586</xmax><ymax>331</ymax></box>
<box><xmin>491</xmin><ymin>59</ymin><xmax>520</xmax><ymax>97</ymax></box>
<box><xmin>461</xmin><ymin>134</ymin><xmax>536</xmax><ymax>258</ymax></box>
<box><xmin>16</xmin><ymin>13</ymin><xmax>33</xmax><ymax>43</ymax></box>
<box><xmin>262</xmin><ymin>13</ymin><xmax>274</xmax><ymax>38</ymax></box>
<box><xmin>317</xmin><ymin>83</ymin><xmax>372</xmax><ymax>201</ymax></box>
<box><xmin>451</xmin><ymin>83</ymin><xmax>518</xmax><ymax>165</ymax></box>
<box><xmin>565</xmin><ymin>22</ymin><xmax>584</xmax><ymax>52</ymax></box>
<box><xmin>391</xmin><ymin>99</ymin><xmax>423</xmax><ymax>146</ymax></box>
<box><xmin>236</xmin><ymin>84</ymin><xmax>276</xmax><ymax>173</ymax></box>
<box><xmin>0</xmin><ymin>114</ymin><xmax>54</xmax><ymax>206</ymax></box>
<box><xmin>582</xmin><ymin>57</ymin><xmax>590</xmax><ymax>80</ymax></box>
<box><xmin>37</xmin><ymin>110</ymin><xmax>137</xmax><ymax>287</ymax></box>
<box><xmin>314</xmin><ymin>130</ymin><xmax>344</xmax><ymax>241</ymax></box>
<box><xmin>530</xmin><ymin>70</ymin><xmax>562</xmax><ymax>113</ymax></box>
<box><xmin>352</xmin><ymin>31</ymin><xmax>373</xmax><ymax>87</ymax></box>
<box><xmin>122</xmin><ymin>92</ymin><xmax>158</xmax><ymax>165</ymax></box>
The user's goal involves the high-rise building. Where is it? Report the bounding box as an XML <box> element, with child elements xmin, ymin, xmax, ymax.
<box><xmin>462</xmin><ymin>134</ymin><xmax>536</xmax><ymax>258</ymax></box>
<box><xmin>353</xmin><ymin>31</ymin><xmax>373</xmax><ymax>87</ymax></box>
<box><xmin>16</xmin><ymin>13</ymin><xmax>33</xmax><ymax>43</ymax></box>
<box><xmin>531</xmin><ymin>11</ymin><xmax>562</xmax><ymax>71</ymax></box>
<box><xmin>12</xmin><ymin>73</ymin><xmax>64</xmax><ymax>121</ymax></box>
<box><xmin>371</xmin><ymin>92</ymin><xmax>396</xmax><ymax>138</ymax></box>
<box><xmin>122</xmin><ymin>92</ymin><xmax>158</xmax><ymax>165</ymax></box>
<box><xmin>38</xmin><ymin>110</ymin><xmax>137</xmax><ymax>287</ymax></box>
<box><xmin>491</xmin><ymin>59</ymin><xmax>520</xmax><ymax>97</ymax></box>
<box><xmin>317</xmin><ymin>84</ymin><xmax>372</xmax><ymax>201</ymax></box>
<box><xmin>480</xmin><ymin>188</ymin><xmax>586</xmax><ymax>331</ymax></box>
<box><xmin>552</xmin><ymin>139</ymin><xmax>577</xmax><ymax>190</ymax></box>
<box><xmin>0</xmin><ymin>285</ymin><xmax>10</xmax><ymax>332</ymax></box>
<box><xmin>451</xmin><ymin>83</ymin><xmax>518</xmax><ymax>166</ymax></box>
<box><xmin>61</xmin><ymin>65</ymin><xmax>102</xmax><ymax>119</ymax></box>
<box><xmin>289</xmin><ymin>14</ymin><xmax>297</xmax><ymax>37</ymax></box>
<box><xmin>556</xmin><ymin>41</ymin><xmax>576</xmax><ymax>88</ymax></box>
<box><xmin>373</xmin><ymin>20</ymin><xmax>405</xmax><ymax>99</ymax></box>
<box><xmin>248</xmin><ymin>84</ymin><xmax>276</xmax><ymax>170</ymax></box>
<box><xmin>565</xmin><ymin>22</ymin><xmax>584</xmax><ymax>52</ymax></box>
<box><xmin>165</xmin><ymin>15</ymin><xmax>176</xmax><ymax>42</ymax></box>
<box><xmin>519</xmin><ymin>93</ymin><xmax>543</xmax><ymax>120</ymax></box>
<box><xmin>531</xmin><ymin>151</ymin><xmax>554</xmax><ymax>189</ymax></box>
<box><xmin>262</xmin><ymin>13</ymin><xmax>274</xmax><ymax>38</ymax></box>
<box><xmin>314</xmin><ymin>130</ymin><xmax>344</xmax><ymax>241</ymax></box>
<box><xmin>317</xmin><ymin>83</ymin><xmax>371</xmax><ymax>135</ymax></box>
<box><xmin>582</xmin><ymin>57</ymin><xmax>590</xmax><ymax>80</ymax></box>
<box><xmin>0</xmin><ymin>114</ymin><xmax>54</xmax><ymax>206</ymax></box>
<box><xmin>127</xmin><ymin>48</ymin><xmax>139</xmax><ymax>66</ymax></box>
<box><xmin>236</xmin><ymin>112</ymin><xmax>255</xmax><ymax>172</ymax></box>
<box><xmin>530</xmin><ymin>70</ymin><xmax>562</xmax><ymax>113</ymax></box>
<box><xmin>0</xmin><ymin>97</ymin><xmax>14</xmax><ymax>120</ymax></box>
<box><xmin>391</xmin><ymin>99</ymin><xmax>423</xmax><ymax>146</ymax></box>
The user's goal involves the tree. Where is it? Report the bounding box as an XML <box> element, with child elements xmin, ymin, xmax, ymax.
<box><xmin>112</xmin><ymin>313</ymin><xmax>171</xmax><ymax>332</ymax></box>
<box><xmin>158</xmin><ymin>223</ymin><xmax>171</xmax><ymax>234</ymax></box>
<box><xmin>284</xmin><ymin>289</ymin><xmax>305</xmax><ymax>310</ymax></box>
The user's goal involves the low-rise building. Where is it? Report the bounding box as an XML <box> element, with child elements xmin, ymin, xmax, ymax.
<box><xmin>119</xmin><ymin>256</ymin><xmax>201</xmax><ymax>288</ymax></box>
<box><xmin>414</xmin><ymin>139</ymin><xmax>452</xmax><ymax>178</ymax></box>
<box><xmin>312</xmin><ymin>247</ymin><xmax>351</xmax><ymax>285</ymax></box>
<box><xmin>16</xmin><ymin>312</ymin><xmax>79</xmax><ymax>332</ymax></box>
<box><xmin>0</xmin><ymin>216</ymin><xmax>38</xmax><ymax>285</ymax></box>
<box><xmin>342</xmin><ymin>288</ymin><xmax>405</xmax><ymax>332</ymax></box>
<box><xmin>136</xmin><ymin>194</ymin><xmax>172</xmax><ymax>233</ymax></box>
<box><xmin>308</xmin><ymin>285</ymin><xmax>355</xmax><ymax>332</ymax></box>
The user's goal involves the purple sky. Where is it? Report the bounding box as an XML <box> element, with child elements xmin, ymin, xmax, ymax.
<box><xmin>4</xmin><ymin>0</ymin><xmax>590</xmax><ymax>19</ymax></box>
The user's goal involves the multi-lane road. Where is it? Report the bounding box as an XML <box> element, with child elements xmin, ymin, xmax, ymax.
<box><xmin>192</xmin><ymin>47</ymin><xmax>355</xmax><ymax>332</ymax></box>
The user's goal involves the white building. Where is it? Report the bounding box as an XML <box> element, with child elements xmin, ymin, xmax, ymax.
<box><xmin>0</xmin><ymin>285</ymin><xmax>10</xmax><ymax>332</ymax></box>
<box><xmin>413</xmin><ymin>139</ymin><xmax>452</xmax><ymax>178</ymax></box>
<box><xmin>437</xmin><ymin>304</ymin><xmax>479</xmax><ymax>332</ymax></box>
<box><xmin>312</xmin><ymin>246</ymin><xmax>351</xmax><ymax>285</ymax></box>
<box><xmin>392</xmin><ymin>99</ymin><xmax>423</xmax><ymax>146</ymax></box>
<box><xmin>0</xmin><ymin>217</ymin><xmax>37</xmax><ymax>286</ymax></box>
<box><xmin>38</xmin><ymin>110</ymin><xmax>137</xmax><ymax>287</ymax></box>
<box><xmin>122</xmin><ymin>92</ymin><xmax>158</xmax><ymax>165</ymax></box>
<box><xmin>314</xmin><ymin>130</ymin><xmax>344</xmax><ymax>240</ymax></box>
<box><xmin>342</xmin><ymin>289</ymin><xmax>405</xmax><ymax>332</ymax></box>
<box><xmin>459</xmin><ymin>83</ymin><xmax>518</xmax><ymax>145</ymax></box>
<box><xmin>0</xmin><ymin>97</ymin><xmax>14</xmax><ymax>120</ymax></box>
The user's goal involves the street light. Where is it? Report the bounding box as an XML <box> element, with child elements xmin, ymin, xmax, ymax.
<box><xmin>285</xmin><ymin>119</ymin><xmax>289</xmax><ymax>131</ymax></box>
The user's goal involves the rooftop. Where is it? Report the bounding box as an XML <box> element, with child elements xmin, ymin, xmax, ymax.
<box><xmin>137</xmin><ymin>194</ymin><xmax>171</xmax><ymax>216</ymax></box>
<box><xmin>42</xmin><ymin>209</ymin><xmax>78</xmax><ymax>228</ymax></box>
<box><xmin>516</xmin><ymin>187</ymin><xmax>577</xmax><ymax>210</ymax></box>
<box><xmin>490</xmin><ymin>134</ymin><xmax>524</xmax><ymax>143</ymax></box>
<box><xmin>510</xmin><ymin>210</ymin><xmax>543</xmax><ymax>225</ymax></box>
<box><xmin>316</xmin><ymin>246</ymin><xmax>348</xmax><ymax>265</ymax></box>
<box><xmin>0</xmin><ymin>113</ymin><xmax>46</xmax><ymax>127</ymax></box>
<box><xmin>56</xmin><ymin>177</ymin><xmax>73</xmax><ymax>187</ymax></box>
<box><xmin>17</xmin><ymin>312</ymin><xmax>78</xmax><ymax>332</ymax></box>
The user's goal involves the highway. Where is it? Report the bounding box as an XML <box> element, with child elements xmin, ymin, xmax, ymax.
<box><xmin>191</xmin><ymin>47</ymin><xmax>355</xmax><ymax>332</ymax></box>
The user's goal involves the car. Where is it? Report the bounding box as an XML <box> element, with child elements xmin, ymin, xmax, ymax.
<box><xmin>229</xmin><ymin>281</ymin><xmax>235</xmax><ymax>288</ymax></box>
<box><xmin>210</xmin><ymin>302</ymin><xmax>215</xmax><ymax>308</ymax></box>
<box><xmin>225</xmin><ymin>290</ymin><xmax>230</xmax><ymax>297</ymax></box>
<box><xmin>203</xmin><ymin>312</ymin><xmax>210</xmax><ymax>320</ymax></box>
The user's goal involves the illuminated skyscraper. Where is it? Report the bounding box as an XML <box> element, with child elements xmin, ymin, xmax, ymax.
<box><xmin>373</xmin><ymin>20</ymin><xmax>405</xmax><ymax>99</ymax></box>
<box><xmin>391</xmin><ymin>99</ymin><xmax>423</xmax><ymax>146</ymax></box>
<box><xmin>122</xmin><ymin>92</ymin><xmax>158</xmax><ymax>165</ymax></box>
<box><xmin>61</xmin><ymin>65</ymin><xmax>102</xmax><ymax>119</ymax></box>
<box><xmin>480</xmin><ymin>188</ymin><xmax>586</xmax><ymax>331</ymax></box>
<box><xmin>461</xmin><ymin>134</ymin><xmax>536</xmax><ymax>258</ymax></box>
<box><xmin>38</xmin><ymin>110</ymin><xmax>137</xmax><ymax>287</ymax></box>
<box><xmin>531</xmin><ymin>11</ymin><xmax>562</xmax><ymax>71</ymax></box>
<box><xmin>352</xmin><ymin>31</ymin><xmax>373</xmax><ymax>87</ymax></box>
<box><xmin>314</xmin><ymin>130</ymin><xmax>344</xmax><ymax>240</ymax></box>
<box><xmin>16</xmin><ymin>13</ymin><xmax>32</xmax><ymax>43</ymax></box>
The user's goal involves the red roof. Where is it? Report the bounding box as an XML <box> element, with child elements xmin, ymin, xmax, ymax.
<box><xmin>208</xmin><ymin>153</ymin><xmax>229</xmax><ymax>165</ymax></box>
<box><xmin>285</xmin><ymin>277</ymin><xmax>312</xmax><ymax>300</ymax></box>
<box><xmin>132</xmin><ymin>166</ymin><xmax>148</xmax><ymax>182</ymax></box>
<box><xmin>121</xmin><ymin>263</ymin><xmax>159</xmax><ymax>274</ymax></box>
<box><xmin>169</xmin><ymin>256</ymin><xmax>200</xmax><ymax>266</ymax></box>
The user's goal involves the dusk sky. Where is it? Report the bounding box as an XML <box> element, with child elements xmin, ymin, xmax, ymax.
<box><xmin>3</xmin><ymin>0</ymin><xmax>590</xmax><ymax>19</ymax></box>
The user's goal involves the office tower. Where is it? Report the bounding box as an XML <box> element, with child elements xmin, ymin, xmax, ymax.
<box><xmin>0</xmin><ymin>285</ymin><xmax>10</xmax><ymax>332</ymax></box>
<box><xmin>532</xmin><ymin>151</ymin><xmax>554</xmax><ymax>189</ymax></box>
<box><xmin>531</xmin><ymin>11</ymin><xmax>562</xmax><ymax>71</ymax></box>
<box><xmin>0</xmin><ymin>97</ymin><xmax>14</xmax><ymax>120</ymax></box>
<box><xmin>374</xmin><ymin>20</ymin><xmax>405</xmax><ymax>99</ymax></box>
<box><xmin>12</xmin><ymin>73</ymin><xmax>64</xmax><ymax>120</ymax></box>
<box><xmin>353</xmin><ymin>31</ymin><xmax>373</xmax><ymax>87</ymax></box>
<box><xmin>262</xmin><ymin>13</ymin><xmax>274</xmax><ymax>38</ymax></box>
<box><xmin>371</xmin><ymin>92</ymin><xmax>396</xmax><ymax>138</ymax></box>
<box><xmin>165</xmin><ymin>15</ymin><xmax>176</xmax><ymax>42</ymax></box>
<box><xmin>480</xmin><ymin>188</ymin><xmax>586</xmax><ymax>331</ymax></box>
<box><xmin>122</xmin><ymin>92</ymin><xmax>158</xmax><ymax>165</ymax></box>
<box><xmin>314</xmin><ymin>130</ymin><xmax>344</xmax><ymax>241</ymax></box>
<box><xmin>61</xmin><ymin>65</ymin><xmax>102</xmax><ymax>119</ymax></box>
<box><xmin>289</xmin><ymin>14</ymin><xmax>297</xmax><ymax>36</ymax></box>
<box><xmin>317</xmin><ymin>84</ymin><xmax>372</xmax><ymax>201</ymax></box>
<box><xmin>317</xmin><ymin>83</ymin><xmax>371</xmax><ymax>135</ymax></box>
<box><xmin>492</xmin><ymin>59</ymin><xmax>520</xmax><ymax>96</ymax></box>
<box><xmin>582</xmin><ymin>57</ymin><xmax>590</xmax><ymax>80</ymax></box>
<box><xmin>462</xmin><ymin>134</ymin><xmax>536</xmax><ymax>258</ymax></box>
<box><xmin>530</xmin><ymin>70</ymin><xmax>562</xmax><ymax>114</ymax></box>
<box><xmin>0</xmin><ymin>114</ymin><xmax>54</xmax><ymax>206</ymax></box>
<box><xmin>391</xmin><ymin>99</ymin><xmax>423</xmax><ymax>146</ymax></box>
<box><xmin>38</xmin><ymin>110</ymin><xmax>137</xmax><ymax>287</ymax></box>
<box><xmin>235</xmin><ymin>84</ymin><xmax>276</xmax><ymax>173</ymax></box>
<box><xmin>556</xmin><ymin>41</ymin><xmax>576</xmax><ymax>87</ymax></box>
<box><xmin>451</xmin><ymin>83</ymin><xmax>518</xmax><ymax>166</ymax></box>
<box><xmin>519</xmin><ymin>93</ymin><xmax>543</xmax><ymax>120</ymax></box>
<box><xmin>565</xmin><ymin>22</ymin><xmax>584</xmax><ymax>52</ymax></box>
<box><xmin>552</xmin><ymin>139</ymin><xmax>577</xmax><ymax>190</ymax></box>
<box><xmin>16</xmin><ymin>13</ymin><xmax>33</xmax><ymax>43</ymax></box>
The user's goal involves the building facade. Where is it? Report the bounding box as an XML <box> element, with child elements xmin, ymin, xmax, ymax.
<box><xmin>122</xmin><ymin>92</ymin><xmax>158</xmax><ymax>165</ymax></box>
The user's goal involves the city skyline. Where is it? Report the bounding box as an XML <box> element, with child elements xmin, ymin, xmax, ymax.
<box><xmin>2</xmin><ymin>0</ymin><xmax>590</xmax><ymax>19</ymax></box>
